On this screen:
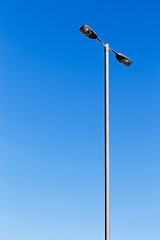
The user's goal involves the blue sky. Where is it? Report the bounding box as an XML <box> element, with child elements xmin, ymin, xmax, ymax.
<box><xmin>0</xmin><ymin>0</ymin><xmax>160</xmax><ymax>240</ymax></box>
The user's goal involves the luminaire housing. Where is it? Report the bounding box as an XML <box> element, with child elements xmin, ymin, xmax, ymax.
<box><xmin>116</xmin><ymin>53</ymin><xmax>132</xmax><ymax>66</ymax></box>
<box><xmin>79</xmin><ymin>25</ymin><xmax>97</xmax><ymax>39</ymax></box>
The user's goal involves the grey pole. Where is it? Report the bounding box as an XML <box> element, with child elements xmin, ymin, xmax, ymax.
<box><xmin>105</xmin><ymin>43</ymin><xmax>110</xmax><ymax>240</ymax></box>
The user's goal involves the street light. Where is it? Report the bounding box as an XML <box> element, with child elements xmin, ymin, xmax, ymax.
<box><xmin>79</xmin><ymin>24</ymin><xmax>132</xmax><ymax>240</ymax></box>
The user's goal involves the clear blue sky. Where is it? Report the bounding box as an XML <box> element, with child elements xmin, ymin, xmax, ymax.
<box><xmin>0</xmin><ymin>1</ymin><xmax>160</xmax><ymax>240</ymax></box>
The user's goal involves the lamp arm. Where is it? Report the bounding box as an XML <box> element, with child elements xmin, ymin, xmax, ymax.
<box><xmin>109</xmin><ymin>47</ymin><xmax>117</xmax><ymax>54</ymax></box>
<box><xmin>97</xmin><ymin>37</ymin><xmax>106</xmax><ymax>46</ymax></box>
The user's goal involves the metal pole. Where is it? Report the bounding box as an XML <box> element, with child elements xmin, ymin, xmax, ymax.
<box><xmin>105</xmin><ymin>43</ymin><xmax>110</xmax><ymax>240</ymax></box>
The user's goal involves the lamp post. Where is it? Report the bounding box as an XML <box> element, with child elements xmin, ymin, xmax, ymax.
<box><xmin>79</xmin><ymin>25</ymin><xmax>132</xmax><ymax>240</ymax></box>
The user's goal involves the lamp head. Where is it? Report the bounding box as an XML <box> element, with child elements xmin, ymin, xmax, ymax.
<box><xmin>79</xmin><ymin>25</ymin><xmax>97</xmax><ymax>39</ymax></box>
<box><xmin>116</xmin><ymin>53</ymin><xmax>132</xmax><ymax>66</ymax></box>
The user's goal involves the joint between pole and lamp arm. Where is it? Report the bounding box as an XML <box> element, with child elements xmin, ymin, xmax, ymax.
<box><xmin>97</xmin><ymin>37</ymin><xmax>116</xmax><ymax>53</ymax></box>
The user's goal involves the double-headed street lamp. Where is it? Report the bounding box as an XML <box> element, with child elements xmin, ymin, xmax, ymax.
<box><xmin>79</xmin><ymin>25</ymin><xmax>132</xmax><ymax>240</ymax></box>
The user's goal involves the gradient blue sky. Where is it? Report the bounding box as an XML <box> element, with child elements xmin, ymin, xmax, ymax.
<box><xmin>0</xmin><ymin>1</ymin><xmax>160</xmax><ymax>240</ymax></box>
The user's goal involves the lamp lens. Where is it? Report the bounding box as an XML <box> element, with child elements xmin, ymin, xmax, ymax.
<box><xmin>121</xmin><ymin>58</ymin><xmax>131</xmax><ymax>66</ymax></box>
<box><xmin>83</xmin><ymin>27</ymin><xmax>91</xmax><ymax>36</ymax></box>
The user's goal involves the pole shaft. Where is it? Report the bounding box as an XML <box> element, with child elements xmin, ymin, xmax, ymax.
<box><xmin>105</xmin><ymin>44</ymin><xmax>110</xmax><ymax>240</ymax></box>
